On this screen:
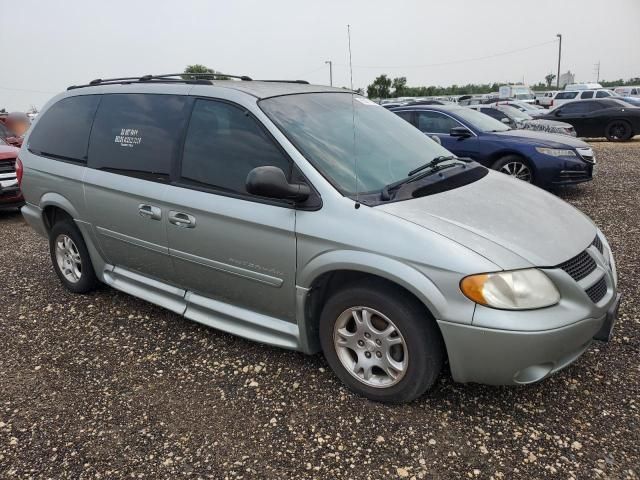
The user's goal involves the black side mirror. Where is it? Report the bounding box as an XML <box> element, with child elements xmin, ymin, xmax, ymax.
<box><xmin>450</xmin><ymin>127</ymin><xmax>472</xmax><ymax>138</ymax></box>
<box><xmin>246</xmin><ymin>166</ymin><xmax>310</xmax><ymax>202</ymax></box>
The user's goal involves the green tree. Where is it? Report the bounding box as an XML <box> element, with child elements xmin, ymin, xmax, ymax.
<box><xmin>367</xmin><ymin>74</ymin><xmax>392</xmax><ymax>99</ymax></box>
<box><xmin>392</xmin><ymin>76</ymin><xmax>408</xmax><ymax>97</ymax></box>
<box><xmin>181</xmin><ymin>64</ymin><xmax>229</xmax><ymax>80</ymax></box>
<box><xmin>544</xmin><ymin>73</ymin><xmax>556</xmax><ymax>88</ymax></box>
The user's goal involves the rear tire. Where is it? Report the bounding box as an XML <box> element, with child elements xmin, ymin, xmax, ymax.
<box><xmin>319</xmin><ymin>280</ymin><xmax>444</xmax><ymax>403</ymax></box>
<box><xmin>49</xmin><ymin>219</ymin><xmax>98</xmax><ymax>294</ymax></box>
<box><xmin>605</xmin><ymin>120</ymin><xmax>633</xmax><ymax>142</ymax></box>
<box><xmin>492</xmin><ymin>155</ymin><xmax>534</xmax><ymax>183</ymax></box>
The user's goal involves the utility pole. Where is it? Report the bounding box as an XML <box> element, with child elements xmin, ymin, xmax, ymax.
<box><xmin>556</xmin><ymin>34</ymin><xmax>562</xmax><ymax>89</ymax></box>
<box><xmin>594</xmin><ymin>61</ymin><xmax>600</xmax><ymax>82</ymax></box>
<box><xmin>325</xmin><ymin>60</ymin><xmax>333</xmax><ymax>86</ymax></box>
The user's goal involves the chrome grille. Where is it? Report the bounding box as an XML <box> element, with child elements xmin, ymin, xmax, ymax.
<box><xmin>557</xmin><ymin>250</ymin><xmax>597</xmax><ymax>281</ymax></box>
<box><xmin>586</xmin><ymin>277</ymin><xmax>607</xmax><ymax>303</ymax></box>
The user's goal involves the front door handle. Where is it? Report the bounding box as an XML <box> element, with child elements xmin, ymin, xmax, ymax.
<box><xmin>168</xmin><ymin>211</ymin><xmax>196</xmax><ymax>228</ymax></box>
<box><xmin>138</xmin><ymin>204</ymin><xmax>162</xmax><ymax>220</ymax></box>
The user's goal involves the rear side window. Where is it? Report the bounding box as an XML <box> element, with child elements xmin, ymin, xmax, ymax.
<box><xmin>580</xmin><ymin>91</ymin><xmax>594</xmax><ymax>99</ymax></box>
<box><xmin>555</xmin><ymin>92</ymin><xmax>578</xmax><ymax>100</ymax></box>
<box><xmin>88</xmin><ymin>94</ymin><xmax>190</xmax><ymax>181</ymax></box>
<box><xmin>595</xmin><ymin>90</ymin><xmax>611</xmax><ymax>98</ymax></box>
<box><xmin>28</xmin><ymin>95</ymin><xmax>100</xmax><ymax>162</ymax></box>
<box><xmin>180</xmin><ymin>99</ymin><xmax>291</xmax><ymax>197</ymax></box>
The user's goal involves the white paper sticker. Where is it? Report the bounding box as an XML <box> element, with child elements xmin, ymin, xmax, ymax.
<box><xmin>114</xmin><ymin>128</ymin><xmax>142</xmax><ymax>148</ymax></box>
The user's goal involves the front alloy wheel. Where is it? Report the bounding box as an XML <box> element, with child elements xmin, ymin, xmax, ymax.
<box><xmin>500</xmin><ymin>161</ymin><xmax>533</xmax><ymax>182</ymax></box>
<box><xmin>333</xmin><ymin>306</ymin><xmax>408</xmax><ymax>388</ymax></box>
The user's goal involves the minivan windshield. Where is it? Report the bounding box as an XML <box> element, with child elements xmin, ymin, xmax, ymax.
<box><xmin>260</xmin><ymin>93</ymin><xmax>453</xmax><ymax>195</ymax></box>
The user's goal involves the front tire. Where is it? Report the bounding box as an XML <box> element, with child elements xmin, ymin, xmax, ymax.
<box><xmin>49</xmin><ymin>219</ymin><xmax>98</xmax><ymax>293</ymax></box>
<box><xmin>605</xmin><ymin>120</ymin><xmax>633</xmax><ymax>141</ymax></box>
<box><xmin>319</xmin><ymin>280</ymin><xmax>444</xmax><ymax>403</ymax></box>
<box><xmin>492</xmin><ymin>155</ymin><xmax>534</xmax><ymax>183</ymax></box>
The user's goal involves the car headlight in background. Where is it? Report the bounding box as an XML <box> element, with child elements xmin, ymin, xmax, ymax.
<box><xmin>535</xmin><ymin>147</ymin><xmax>577</xmax><ymax>157</ymax></box>
<box><xmin>460</xmin><ymin>269</ymin><xmax>560</xmax><ymax>310</ymax></box>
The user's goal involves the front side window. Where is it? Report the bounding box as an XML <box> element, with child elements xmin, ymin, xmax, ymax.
<box><xmin>416</xmin><ymin>111</ymin><xmax>461</xmax><ymax>134</ymax></box>
<box><xmin>28</xmin><ymin>95</ymin><xmax>100</xmax><ymax>162</ymax></box>
<box><xmin>88</xmin><ymin>94</ymin><xmax>190</xmax><ymax>181</ymax></box>
<box><xmin>180</xmin><ymin>99</ymin><xmax>291</xmax><ymax>196</ymax></box>
<box><xmin>259</xmin><ymin>93</ymin><xmax>452</xmax><ymax>195</ymax></box>
<box><xmin>596</xmin><ymin>90</ymin><xmax>612</xmax><ymax>98</ymax></box>
<box><xmin>559</xmin><ymin>102</ymin><xmax>591</xmax><ymax>114</ymax></box>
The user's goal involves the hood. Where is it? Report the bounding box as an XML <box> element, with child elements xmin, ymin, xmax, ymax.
<box><xmin>526</xmin><ymin>119</ymin><xmax>572</xmax><ymax>129</ymax></box>
<box><xmin>377</xmin><ymin>171</ymin><xmax>596</xmax><ymax>268</ymax></box>
<box><xmin>491</xmin><ymin>128</ymin><xmax>588</xmax><ymax>148</ymax></box>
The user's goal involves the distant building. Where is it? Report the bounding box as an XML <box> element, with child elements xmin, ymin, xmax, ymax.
<box><xmin>559</xmin><ymin>71</ymin><xmax>575</xmax><ymax>88</ymax></box>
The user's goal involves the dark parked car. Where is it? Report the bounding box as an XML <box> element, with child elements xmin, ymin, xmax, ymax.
<box><xmin>390</xmin><ymin>105</ymin><xmax>595</xmax><ymax>189</ymax></box>
<box><xmin>542</xmin><ymin>99</ymin><xmax>640</xmax><ymax>141</ymax></box>
<box><xmin>468</xmin><ymin>104</ymin><xmax>576</xmax><ymax>136</ymax></box>
<box><xmin>0</xmin><ymin>138</ymin><xmax>23</xmax><ymax>209</ymax></box>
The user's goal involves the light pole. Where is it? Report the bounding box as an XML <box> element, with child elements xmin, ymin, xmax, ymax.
<box><xmin>556</xmin><ymin>34</ymin><xmax>562</xmax><ymax>89</ymax></box>
<box><xmin>325</xmin><ymin>60</ymin><xmax>333</xmax><ymax>86</ymax></box>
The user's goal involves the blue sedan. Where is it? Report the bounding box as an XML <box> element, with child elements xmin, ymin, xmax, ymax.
<box><xmin>389</xmin><ymin>105</ymin><xmax>595</xmax><ymax>189</ymax></box>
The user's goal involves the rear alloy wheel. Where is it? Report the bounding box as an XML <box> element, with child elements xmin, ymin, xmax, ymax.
<box><xmin>49</xmin><ymin>219</ymin><xmax>98</xmax><ymax>293</ymax></box>
<box><xmin>605</xmin><ymin>120</ymin><xmax>632</xmax><ymax>142</ymax></box>
<box><xmin>492</xmin><ymin>155</ymin><xmax>533</xmax><ymax>183</ymax></box>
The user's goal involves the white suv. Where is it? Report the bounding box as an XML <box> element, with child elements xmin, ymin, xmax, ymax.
<box><xmin>551</xmin><ymin>89</ymin><xmax>615</xmax><ymax>109</ymax></box>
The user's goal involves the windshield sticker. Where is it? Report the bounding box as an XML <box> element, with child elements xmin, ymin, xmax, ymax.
<box><xmin>114</xmin><ymin>128</ymin><xmax>142</xmax><ymax>148</ymax></box>
<box><xmin>354</xmin><ymin>97</ymin><xmax>378</xmax><ymax>106</ymax></box>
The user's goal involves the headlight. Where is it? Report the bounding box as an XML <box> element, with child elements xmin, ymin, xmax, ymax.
<box><xmin>460</xmin><ymin>269</ymin><xmax>560</xmax><ymax>310</ymax></box>
<box><xmin>535</xmin><ymin>147</ymin><xmax>577</xmax><ymax>157</ymax></box>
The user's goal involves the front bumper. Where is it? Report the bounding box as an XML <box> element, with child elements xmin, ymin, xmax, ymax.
<box><xmin>440</xmin><ymin>268</ymin><xmax>620</xmax><ymax>386</ymax></box>
<box><xmin>0</xmin><ymin>185</ymin><xmax>24</xmax><ymax>210</ymax></box>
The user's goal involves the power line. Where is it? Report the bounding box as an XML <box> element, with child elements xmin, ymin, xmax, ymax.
<box><xmin>0</xmin><ymin>86</ymin><xmax>58</xmax><ymax>95</ymax></box>
<box><xmin>334</xmin><ymin>39</ymin><xmax>557</xmax><ymax>70</ymax></box>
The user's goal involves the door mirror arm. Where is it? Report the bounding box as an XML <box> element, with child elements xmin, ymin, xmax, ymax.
<box><xmin>246</xmin><ymin>166</ymin><xmax>310</xmax><ymax>202</ymax></box>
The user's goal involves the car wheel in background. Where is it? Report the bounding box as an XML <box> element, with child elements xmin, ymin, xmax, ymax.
<box><xmin>49</xmin><ymin>219</ymin><xmax>98</xmax><ymax>293</ymax></box>
<box><xmin>605</xmin><ymin>120</ymin><xmax>633</xmax><ymax>142</ymax></box>
<box><xmin>319</xmin><ymin>279</ymin><xmax>444</xmax><ymax>403</ymax></box>
<box><xmin>492</xmin><ymin>155</ymin><xmax>534</xmax><ymax>183</ymax></box>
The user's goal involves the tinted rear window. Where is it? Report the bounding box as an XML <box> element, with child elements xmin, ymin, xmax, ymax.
<box><xmin>88</xmin><ymin>94</ymin><xmax>190</xmax><ymax>181</ymax></box>
<box><xmin>28</xmin><ymin>95</ymin><xmax>100</xmax><ymax>162</ymax></box>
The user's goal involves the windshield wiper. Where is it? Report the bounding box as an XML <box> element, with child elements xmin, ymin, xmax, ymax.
<box><xmin>381</xmin><ymin>156</ymin><xmax>467</xmax><ymax>201</ymax></box>
<box><xmin>407</xmin><ymin>155</ymin><xmax>456</xmax><ymax>176</ymax></box>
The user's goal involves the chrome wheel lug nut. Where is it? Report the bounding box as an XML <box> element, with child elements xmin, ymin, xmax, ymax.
<box><xmin>375</xmin><ymin>339</ymin><xmax>381</xmax><ymax>346</ymax></box>
<box><xmin>365</xmin><ymin>352</ymin><xmax>371</xmax><ymax>358</ymax></box>
<box><xmin>364</xmin><ymin>332</ymin><xmax>371</xmax><ymax>339</ymax></box>
<box><xmin>376</xmin><ymin>351</ymin><xmax>382</xmax><ymax>358</ymax></box>
<box><xmin>357</xmin><ymin>340</ymin><xmax>364</xmax><ymax>347</ymax></box>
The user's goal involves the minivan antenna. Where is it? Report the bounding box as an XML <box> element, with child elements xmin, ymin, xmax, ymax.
<box><xmin>348</xmin><ymin>24</ymin><xmax>360</xmax><ymax>209</ymax></box>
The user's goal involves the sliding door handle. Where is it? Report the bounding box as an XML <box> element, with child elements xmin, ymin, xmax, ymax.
<box><xmin>138</xmin><ymin>204</ymin><xmax>162</xmax><ymax>220</ymax></box>
<box><xmin>168</xmin><ymin>211</ymin><xmax>196</xmax><ymax>228</ymax></box>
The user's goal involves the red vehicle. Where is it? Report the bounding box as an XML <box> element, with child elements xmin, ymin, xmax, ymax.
<box><xmin>0</xmin><ymin>138</ymin><xmax>23</xmax><ymax>209</ymax></box>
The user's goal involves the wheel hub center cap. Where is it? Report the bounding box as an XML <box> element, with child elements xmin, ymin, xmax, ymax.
<box><xmin>364</xmin><ymin>339</ymin><xmax>377</xmax><ymax>353</ymax></box>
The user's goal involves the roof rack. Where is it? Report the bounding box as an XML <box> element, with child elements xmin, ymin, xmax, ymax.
<box><xmin>67</xmin><ymin>73</ymin><xmax>253</xmax><ymax>90</ymax></box>
<box><xmin>67</xmin><ymin>73</ymin><xmax>311</xmax><ymax>91</ymax></box>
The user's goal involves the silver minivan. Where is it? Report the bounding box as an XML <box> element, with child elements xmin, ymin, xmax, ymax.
<box><xmin>18</xmin><ymin>76</ymin><xmax>620</xmax><ymax>403</ymax></box>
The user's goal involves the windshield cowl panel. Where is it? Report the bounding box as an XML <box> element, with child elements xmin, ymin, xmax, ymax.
<box><xmin>259</xmin><ymin>92</ymin><xmax>454</xmax><ymax>196</ymax></box>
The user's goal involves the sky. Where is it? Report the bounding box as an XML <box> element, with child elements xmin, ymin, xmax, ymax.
<box><xmin>1</xmin><ymin>0</ymin><xmax>639</xmax><ymax>111</ymax></box>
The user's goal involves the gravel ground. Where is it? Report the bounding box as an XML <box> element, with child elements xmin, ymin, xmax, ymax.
<box><xmin>1</xmin><ymin>140</ymin><xmax>639</xmax><ymax>480</ymax></box>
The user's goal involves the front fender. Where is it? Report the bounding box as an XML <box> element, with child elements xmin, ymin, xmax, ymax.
<box><xmin>298</xmin><ymin>249</ymin><xmax>449</xmax><ymax>318</ymax></box>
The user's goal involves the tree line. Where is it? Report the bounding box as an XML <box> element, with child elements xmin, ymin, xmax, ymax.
<box><xmin>366</xmin><ymin>74</ymin><xmax>640</xmax><ymax>99</ymax></box>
